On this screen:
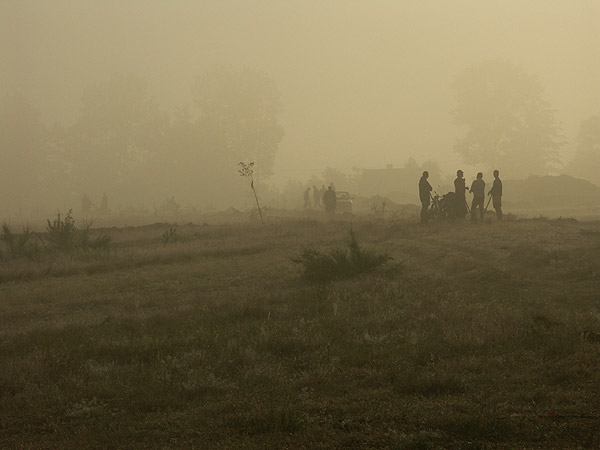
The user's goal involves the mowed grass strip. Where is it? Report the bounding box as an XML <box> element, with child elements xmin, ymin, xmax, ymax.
<box><xmin>1</xmin><ymin>218</ymin><xmax>600</xmax><ymax>448</ymax></box>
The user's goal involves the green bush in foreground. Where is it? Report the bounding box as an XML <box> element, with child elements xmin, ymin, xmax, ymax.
<box><xmin>292</xmin><ymin>228</ymin><xmax>391</xmax><ymax>282</ymax></box>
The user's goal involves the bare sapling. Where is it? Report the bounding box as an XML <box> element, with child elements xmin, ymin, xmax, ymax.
<box><xmin>238</xmin><ymin>161</ymin><xmax>264</xmax><ymax>225</ymax></box>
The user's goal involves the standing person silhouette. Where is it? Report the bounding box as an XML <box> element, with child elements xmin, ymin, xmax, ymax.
<box><xmin>454</xmin><ymin>170</ymin><xmax>468</xmax><ymax>219</ymax></box>
<box><xmin>303</xmin><ymin>187</ymin><xmax>311</xmax><ymax>209</ymax></box>
<box><xmin>469</xmin><ymin>172</ymin><xmax>486</xmax><ymax>222</ymax></box>
<box><xmin>488</xmin><ymin>169</ymin><xmax>503</xmax><ymax>221</ymax></box>
<box><xmin>323</xmin><ymin>184</ymin><xmax>337</xmax><ymax>218</ymax></box>
<box><xmin>419</xmin><ymin>171</ymin><xmax>432</xmax><ymax>223</ymax></box>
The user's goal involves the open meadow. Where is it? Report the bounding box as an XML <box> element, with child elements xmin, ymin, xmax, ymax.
<box><xmin>1</xmin><ymin>214</ymin><xmax>600</xmax><ymax>449</ymax></box>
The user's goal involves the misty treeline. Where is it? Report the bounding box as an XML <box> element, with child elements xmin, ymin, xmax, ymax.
<box><xmin>1</xmin><ymin>61</ymin><xmax>599</xmax><ymax>217</ymax></box>
<box><xmin>451</xmin><ymin>61</ymin><xmax>599</xmax><ymax>186</ymax></box>
<box><xmin>0</xmin><ymin>67</ymin><xmax>283</xmax><ymax>217</ymax></box>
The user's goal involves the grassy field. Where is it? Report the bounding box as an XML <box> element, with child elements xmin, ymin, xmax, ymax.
<box><xmin>1</xmin><ymin>214</ymin><xmax>600</xmax><ymax>449</ymax></box>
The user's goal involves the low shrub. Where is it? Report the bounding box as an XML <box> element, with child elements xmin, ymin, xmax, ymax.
<box><xmin>161</xmin><ymin>227</ymin><xmax>179</xmax><ymax>244</ymax></box>
<box><xmin>292</xmin><ymin>228</ymin><xmax>391</xmax><ymax>282</ymax></box>
<box><xmin>46</xmin><ymin>210</ymin><xmax>77</xmax><ymax>251</ymax></box>
<box><xmin>45</xmin><ymin>210</ymin><xmax>111</xmax><ymax>253</ymax></box>
<box><xmin>1</xmin><ymin>223</ymin><xmax>39</xmax><ymax>259</ymax></box>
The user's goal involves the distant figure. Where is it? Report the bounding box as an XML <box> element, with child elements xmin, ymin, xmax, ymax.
<box><xmin>419</xmin><ymin>171</ymin><xmax>432</xmax><ymax>224</ymax></box>
<box><xmin>164</xmin><ymin>196</ymin><xmax>181</xmax><ymax>214</ymax></box>
<box><xmin>488</xmin><ymin>169</ymin><xmax>503</xmax><ymax>221</ymax></box>
<box><xmin>99</xmin><ymin>192</ymin><xmax>109</xmax><ymax>214</ymax></box>
<box><xmin>323</xmin><ymin>185</ymin><xmax>337</xmax><ymax>217</ymax></box>
<box><xmin>303</xmin><ymin>187</ymin><xmax>311</xmax><ymax>209</ymax></box>
<box><xmin>320</xmin><ymin>185</ymin><xmax>326</xmax><ymax>209</ymax></box>
<box><xmin>313</xmin><ymin>185</ymin><xmax>320</xmax><ymax>208</ymax></box>
<box><xmin>454</xmin><ymin>170</ymin><xmax>468</xmax><ymax>219</ymax></box>
<box><xmin>81</xmin><ymin>194</ymin><xmax>93</xmax><ymax>214</ymax></box>
<box><xmin>470</xmin><ymin>172</ymin><xmax>486</xmax><ymax>222</ymax></box>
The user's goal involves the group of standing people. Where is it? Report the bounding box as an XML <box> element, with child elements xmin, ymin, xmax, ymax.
<box><xmin>304</xmin><ymin>184</ymin><xmax>337</xmax><ymax>216</ymax></box>
<box><xmin>419</xmin><ymin>170</ymin><xmax>503</xmax><ymax>223</ymax></box>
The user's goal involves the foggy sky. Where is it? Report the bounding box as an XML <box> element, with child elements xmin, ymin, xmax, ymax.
<box><xmin>2</xmin><ymin>0</ymin><xmax>599</xmax><ymax>183</ymax></box>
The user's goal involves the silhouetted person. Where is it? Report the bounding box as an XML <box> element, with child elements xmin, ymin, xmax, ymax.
<box><xmin>454</xmin><ymin>170</ymin><xmax>468</xmax><ymax>219</ymax></box>
<box><xmin>320</xmin><ymin>185</ymin><xmax>326</xmax><ymax>209</ymax></box>
<box><xmin>303</xmin><ymin>187</ymin><xmax>311</xmax><ymax>209</ymax></box>
<box><xmin>81</xmin><ymin>194</ymin><xmax>93</xmax><ymax>214</ymax></box>
<box><xmin>323</xmin><ymin>185</ymin><xmax>337</xmax><ymax>217</ymax></box>
<box><xmin>419</xmin><ymin>171</ymin><xmax>432</xmax><ymax>223</ymax></box>
<box><xmin>488</xmin><ymin>169</ymin><xmax>503</xmax><ymax>221</ymax></box>
<box><xmin>164</xmin><ymin>196</ymin><xmax>181</xmax><ymax>214</ymax></box>
<box><xmin>99</xmin><ymin>192</ymin><xmax>109</xmax><ymax>214</ymax></box>
<box><xmin>313</xmin><ymin>185</ymin><xmax>320</xmax><ymax>208</ymax></box>
<box><xmin>470</xmin><ymin>172</ymin><xmax>485</xmax><ymax>222</ymax></box>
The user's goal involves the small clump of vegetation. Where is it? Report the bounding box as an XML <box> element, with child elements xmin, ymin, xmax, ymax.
<box><xmin>46</xmin><ymin>210</ymin><xmax>78</xmax><ymax>251</ymax></box>
<box><xmin>1</xmin><ymin>223</ymin><xmax>39</xmax><ymax>259</ymax></box>
<box><xmin>160</xmin><ymin>227</ymin><xmax>179</xmax><ymax>244</ymax></box>
<box><xmin>292</xmin><ymin>227</ymin><xmax>391</xmax><ymax>282</ymax></box>
<box><xmin>1</xmin><ymin>212</ymin><xmax>112</xmax><ymax>263</ymax></box>
<box><xmin>46</xmin><ymin>210</ymin><xmax>111</xmax><ymax>252</ymax></box>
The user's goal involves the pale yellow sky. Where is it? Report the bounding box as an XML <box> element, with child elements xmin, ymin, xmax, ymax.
<box><xmin>2</xmin><ymin>0</ymin><xmax>599</xmax><ymax>183</ymax></box>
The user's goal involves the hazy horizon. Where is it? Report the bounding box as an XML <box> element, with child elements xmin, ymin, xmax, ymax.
<box><xmin>1</xmin><ymin>1</ymin><xmax>599</xmax><ymax>218</ymax></box>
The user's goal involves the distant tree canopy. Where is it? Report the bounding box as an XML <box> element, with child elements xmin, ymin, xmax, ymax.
<box><xmin>0</xmin><ymin>67</ymin><xmax>286</xmax><ymax>216</ymax></box>
<box><xmin>0</xmin><ymin>94</ymin><xmax>49</xmax><ymax>211</ymax></box>
<box><xmin>146</xmin><ymin>67</ymin><xmax>285</xmax><ymax>207</ymax></box>
<box><xmin>565</xmin><ymin>114</ymin><xmax>600</xmax><ymax>186</ymax></box>
<box><xmin>452</xmin><ymin>60</ymin><xmax>563</xmax><ymax>178</ymax></box>
<box><xmin>192</xmin><ymin>67</ymin><xmax>284</xmax><ymax>177</ymax></box>
<box><xmin>63</xmin><ymin>74</ymin><xmax>169</xmax><ymax>202</ymax></box>
<box><xmin>47</xmin><ymin>68</ymin><xmax>283</xmax><ymax>212</ymax></box>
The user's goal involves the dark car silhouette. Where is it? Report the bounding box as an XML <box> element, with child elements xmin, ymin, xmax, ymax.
<box><xmin>335</xmin><ymin>191</ymin><xmax>353</xmax><ymax>213</ymax></box>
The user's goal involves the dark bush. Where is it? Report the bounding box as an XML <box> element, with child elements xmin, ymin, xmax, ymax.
<box><xmin>1</xmin><ymin>223</ymin><xmax>39</xmax><ymax>259</ymax></box>
<box><xmin>46</xmin><ymin>210</ymin><xmax>77</xmax><ymax>251</ymax></box>
<box><xmin>293</xmin><ymin>228</ymin><xmax>391</xmax><ymax>282</ymax></box>
<box><xmin>45</xmin><ymin>210</ymin><xmax>111</xmax><ymax>253</ymax></box>
<box><xmin>161</xmin><ymin>227</ymin><xmax>179</xmax><ymax>244</ymax></box>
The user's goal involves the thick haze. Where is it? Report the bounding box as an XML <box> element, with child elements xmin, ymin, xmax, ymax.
<box><xmin>2</xmin><ymin>0</ymin><xmax>599</xmax><ymax>187</ymax></box>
